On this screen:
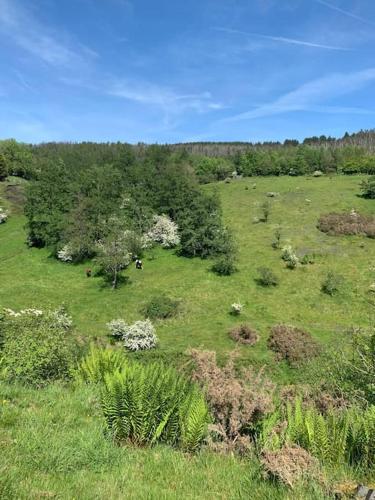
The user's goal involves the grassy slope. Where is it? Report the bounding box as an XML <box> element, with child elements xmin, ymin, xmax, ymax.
<box><xmin>1</xmin><ymin>175</ymin><xmax>374</xmax><ymax>381</ymax></box>
<box><xmin>1</xmin><ymin>175</ymin><xmax>373</xmax><ymax>498</ymax></box>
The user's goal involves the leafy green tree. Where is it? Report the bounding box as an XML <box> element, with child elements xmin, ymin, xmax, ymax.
<box><xmin>0</xmin><ymin>153</ymin><xmax>8</xmax><ymax>181</ymax></box>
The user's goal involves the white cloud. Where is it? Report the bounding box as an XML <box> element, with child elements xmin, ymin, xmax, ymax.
<box><xmin>0</xmin><ymin>0</ymin><xmax>97</xmax><ymax>66</ymax></box>
<box><xmin>213</xmin><ymin>27</ymin><xmax>351</xmax><ymax>51</ymax></box>
<box><xmin>314</xmin><ymin>0</ymin><xmax>375</xmax><ymax>27</ymax></box>
<box><xmin>222</xmin><ymin>68</ymin><xmax>375</xmax><ymax>122</ymax></box>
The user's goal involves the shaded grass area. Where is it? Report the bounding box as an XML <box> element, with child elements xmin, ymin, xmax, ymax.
<box><xmin>0</xmin><ymin>175</ymin><xmax>374</xmax><ymax>383</ymax></box>
<box><xmin>0</xmin><ymin>382</ymin><xmax>330</xmax><ymax>499</ymax></box>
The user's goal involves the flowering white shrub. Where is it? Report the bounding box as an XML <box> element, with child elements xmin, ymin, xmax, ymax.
<box><xmin>369</xmin><ymin>283</ymin><xmax>375</xmax><ymax>293</ymax></box>
<box><xmin>122</xmin><ymin>319</ymin><xmax>157</xmax><ymax>351</ymax></box>
<box><xmin>57</xmin><ymin>244</ymin><xmax>74</xmax><ymax>263</ymax></box>
<box><xmin>3</xmin><ymin>307</ymin><xmax>43</xmax><ymax>317</ymax></box>
<box><xmin>51</xmin><ymin>306</ymin><xmax>73</xmax><ymax>330</ymax></box>
<box><xmin>146</xmin><ymin>215</ymin><xmax>180</xmax><ymax>248</ymax></box>
<box><xmin>281</xmin><ymin>245</ymin><xmax>299</xmax><ymax>269</ymax></box>
<box><xmin>0</xmin><ymin>207</ymin><xmax>9</xmax><ymax>224</ymax></box>
<box><xmin>107</xmin><ymin>319</ymin><xmax>128</xmax><ymax>339</ymax></box>
<box><xmin>230</xmin><ymin>303</ymin><xmax>243</xmax><ymax>315</ymax></box>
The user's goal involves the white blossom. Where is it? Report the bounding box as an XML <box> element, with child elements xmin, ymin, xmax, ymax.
<box><xmin>107</xmin><ymin>319</ymin><xmax>128</xmax><ymax>339</ymax></box>
<box><xmin>122</xmin><ymin>319</ymin><xmax>158</xmax><ymax>351</ymax></box>
<box><xmin>230</xmin><ymin>303</ymin><xmax>243</xmax><ymax>315</ymax></box>
<box><xmin>0</xmin><ymin>207</ymin><xmax>9</xmax><ymax>224</ymax></box>
<box><xmin>57</xmin><ymin>244</ymin><xmax>74</xmax><ymax>262</ymax></box>
<box><xmin>146</xmin><ymin>215</ymin><xmax>180</xmax><ymax>248</ymax></box>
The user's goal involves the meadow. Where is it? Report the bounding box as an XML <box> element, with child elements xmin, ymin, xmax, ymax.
<box><xmin>0</xmin><ymin>174</ymin><xmax>374</xmax><ymax>380</ymax></box>
<box><xmin>1</xmin><ymin>173</ymin><xmax>375</xmax><ymax>498</ymax></box>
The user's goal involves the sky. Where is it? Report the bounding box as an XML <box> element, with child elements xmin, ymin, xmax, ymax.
<box><xmin>0</xmin><ymin>0</ymin><xmax>375</xmax><ymax>144</ymax></box>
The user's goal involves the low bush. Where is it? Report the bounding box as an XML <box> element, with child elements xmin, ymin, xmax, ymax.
<box><xmin>0</xmin><ymin>307</ymin><xmax>77</xmax><ymax>386</ymax></box>
<box><xmin>318</xmin><ymin>211</ymin><xmax>375</xmax><ymax>238</ymax></box>
<box><xmin>230</xmin><ymin>302</ymin><xmax>243</xmax><ymax>315</ymax></box>
<box><xmin>261</xmin><ymin>446</ymin><xmax>320</xmax><ymax>488</ymax></box>
<box><xmin>212</xmin><ymin>255</ymin><xmax>236</xmax><ymax>276</ymax></box>
<box><xmin>122</xmin><ymin>319</ymin><xmax>158</xmax><ymax>351</ymax></box>
<box><xmin>141</xmin><ymin>295</ymin><xmax>179</xmax><ymax>319</ymax></box>
<box><xmin>255</xmin><ymin>267</ymin><xmax>279</xmax><ymax>287</ymax></box>
<box><xmin>101</xmin><ymin>361</ymin><xmax>209</xmax><ymax>451</ymax></box>
<box><xmin>281</xmin><ymin>246</ymin><xmax>299</xmax><ymax>269</ymax></box>
<box><xmin>106</xmin><ymin>319</ymin><xmax>127</xmax><ymax>340</ymax></box>
<box><xmin>229</xmin><ymin>324</ymin><xmax>259</xmax><ymax>345</ymax></box>
<box><xmin>190</xmin><ymin>349</ymin><xmax>275</xmax><ymax>454</ymax></box>
<box><xmin>268</xmin><ymin>325</ymin><xmax>320</xmax><ymax>367</ymax></box>
<box><xmin>321</xmin><ymin>271</ymin><xmax>343</xmax><ymax>295</ymax></box>
<box><xmin>0</xmin><ymin>207</ymin><xmax>9</xmax><ymax>224</ymax></box>
<box><xmin>271</xmin><ymin>228</ymin><xmax>282</xmax><ymax>249</ymax></box>
<box><xmin>360</xmin><ymin>176</ymin><xmax>375</xmax><ymax>199</ymax></box>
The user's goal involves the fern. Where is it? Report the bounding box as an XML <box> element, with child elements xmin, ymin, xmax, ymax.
<box><xmin>72</xmin><ymin>345</ymin><xmax>127</xmax><ymax>384</ymax></box>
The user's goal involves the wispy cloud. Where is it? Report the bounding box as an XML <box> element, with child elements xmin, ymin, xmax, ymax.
<box><xmin>314</xmin><ymin>0</ymin><xmax>375</xmax><ymax>27</ymax></box>
<box><xmin>107</xmin><ymin>79</ymin><xmax>224</xmax><ymax>113</ymax></box>
<box><xmin>222</xmin><ymin>68</ymin><xmax>375</xmax><ymax>122</ymax></box>
<box><xmin>214</xmin><ymin>26</ymin><xmax>351</xmax><ymax>51</ymax></box>
<box><xmin>0</xmin><ymin>0</ymin><xmax>97</xmax><ymax>66</ymax></box>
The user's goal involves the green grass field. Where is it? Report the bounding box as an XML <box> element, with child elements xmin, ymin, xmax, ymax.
<box><xmin>1</xmin><ymin>175</ymin><xmax>374</xmax><ymax>380</ymax></box>
<box><xmin>1</xmin><ymin>174</ymin><xmax>374</xmax><ymax>498</ymax></box>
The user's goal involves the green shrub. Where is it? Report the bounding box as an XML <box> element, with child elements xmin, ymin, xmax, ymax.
<box><xmin>1</xmin><ymin>308</ymin><xmax>77</xmax><ymax>386</ymax></box>
<box><xmin>72</xmin><ymin>345</ymin><xmax>127</xmax><ymax>384</ymax></box>
<box><xmin>101</xmin><ymin>361</ymin><xmax>209</xmax><ymax>451</ymax></box>
<box><xmin>321</xmin><ymin>271</ymin><xmax>343</xmax><ymax>295</ymax></box>
<box><xmin>212</xmin><ymin>255</ymin><xmax>236</xmax><ymax>276</ymax></box>
<box><xmin>141</xmin><ymin>295</ymin><xmax>179</xmax><ymax>319</ymax></box>
<box><xmin>360</xmin><ymin>176</ymin><xmax>375</xmax><ymax>199</ymax></box>
<box><xmin>255</xmin><ymin>267</ymin><xmax>279</xmax><ymax>287</ymax></box>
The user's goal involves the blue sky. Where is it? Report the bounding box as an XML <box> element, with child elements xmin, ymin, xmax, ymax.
<box><xmin>0</xmin><ymin>0</ymin><xmax>374</xmax><ymax>143</ymax></box>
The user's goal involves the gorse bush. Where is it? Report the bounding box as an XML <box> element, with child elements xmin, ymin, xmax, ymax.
<box><xmin>73</xmin><ymin>345</ymin><xmax>127</xmax><ymax>384</ymax></box>
<box><xmin>268</xmin><ymin>325</ymin><xmax>320</xmax><ymax>367</ymax></box>
<box><xmin>190</xmin><ymin>349</ymin><xmax>274</xmax><ymax>454</ymax></box>
<box><xmin>0</xmin><ymin>307</ymin><xmax>77</xmax><ymax>386</ymax></box>
<box><xmin>101</xmin><ymin>361</ymin><xmax>209</xmax><ymax>451</ymax></box>
<box><xmin>141</xmin><ymin>295</ymin><xmax>179</xmax><ymax>319</ymax></box>
<box><xmin>318</xmin><ymin>211</ymin><xmax>375</xmax><ymax>238</ymax></box>
<box><xmin>321</xmin><ymin>271</ymin><xmax>343</xmax><ymax>295</ymax></box>
<box><xmin>229</xmin><ymin>324</ymin><xmax>259</xmax><ymax>345</ymax></box>
<box><xmin>255</xmin><ymin>267</ymin><xmax>279</xmax><ymax>287</ymax></box>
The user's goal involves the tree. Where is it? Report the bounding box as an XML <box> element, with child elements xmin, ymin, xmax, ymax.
<box><xmin>0</xmin><ymin>154</ymin><xmax>8</xmax><ymax>181</ymax></box>
<box><xmin>96</xmin><ymin>221</ymin><xmax>132</xmax><ymax>289</ymax></box>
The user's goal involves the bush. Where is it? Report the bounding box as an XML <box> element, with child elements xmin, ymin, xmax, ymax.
<box><xmin>271</xmin><ymin>228</ymin><xmax>282</xmax><ymax>249</ymax></box>
<box><xmin>190</xmin><ymin>349</ymin><xmax>274</xmax><ymax>454</ymax></box>
<box><xmin>211</xmin><ymin>255</ymin><xmax>236</xmax><ymax>276</ymax></box>
<box><xmin>313</xmin><ymin>170</ymin><xmax>323</xmax><ymax>177</ymax></box>
<box><xmin>72</xmin><ymin>345</ymin><xmax>127</xmax><ymax>384</ymax></box>
<box><xmin>142</xmin><ymin>295</ymin><xmax>179</xmax><ymax>319</ymax></box>
<box><xmin>106</xmin><ymin>319</ymin><xmax>128</xmax><ymax>340</ymax></box>
<box><xmin>145</xmin><ymin>214</ymin><xmax>180</xmax><ymax>248</ymax></box>
<box><xmin>360</xmin><ymin>176</ymin><xmax>375</xmax><ymax>199</ymax></box>
<box><xmin>230</xmin><ymin>302</ymin><xmax>243</xmax><ymax>315</ymax></box>
<box><xmin>268</xmin><ymin>325</ymin><xmax>320</xmax><ymax>367</ymax></box>
<box><xmin>0</xmin><ymin>207</ymin><xmax>9</xmax><ymax>224</ymax></box>
<box><xmin>261</xmin><ymin>446</ymin><xmax>320</xmax><ymax>488</ymax></box>
<box><xmin>281</xmin><ymin>246</ymin><xmax>299</xmax><ymax>269</ymax></box>
<box><xmin>101</xmin><ymin>361</ymin><xmax>209</xmax><ymax>451</ymax></box>
<box><xmin>122</xmin><ymin>319</ymin><xmax>157</xmax><ymax>351</ymax></box>
<box><xmin>0</xmin><ymin>307</ymin><xmax>77</xmax><ymax>386</ymax></box>
<box><xmin>321</xmin><ymin>271</ymin><xmax>343</xmax><ymax>295</ymax></box>
<box><xmin>255</xmin><ymin>267</ymin><xmax>279</xmax><ymax>287</ymax></box>
<box><xmin>260</xmin><ymin>200</ymin><xmax>271</xmax><ymax>222</ymax></box>
<box><xmin>318</xmin><ymin>211</ymin><xmax>375</xmax><ymax>238</ymax></box>
<box><xmin>229</xmin><ymin>324</ymin><xmax>259</xmax><ymax>345</ymax></box>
